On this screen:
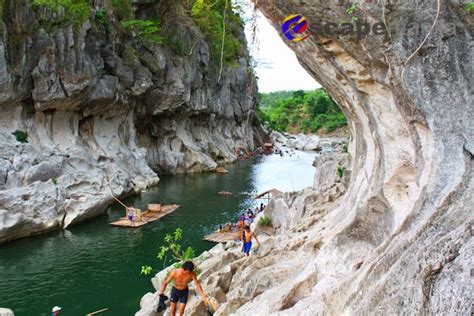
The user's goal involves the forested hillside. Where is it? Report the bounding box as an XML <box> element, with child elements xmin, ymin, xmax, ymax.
<box><xmin>257</xmin><ymin>89</ymin><xmax>347</xmax><ymax>134</ymax></box>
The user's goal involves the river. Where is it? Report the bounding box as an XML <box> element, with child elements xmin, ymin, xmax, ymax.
<box><xmin>0</xmin><ymin>150</ymin><xmax>316</xmax><ymax>315</ymax></box>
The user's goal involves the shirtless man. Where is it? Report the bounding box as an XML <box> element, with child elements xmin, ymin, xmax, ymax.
<box><xmin>241</xmin><ymin>225</ymin><xmax>260</xmax><ymax>256</ymax></box>
<box><xmin>159</xmin><ymin>261</ymin><xmax>208</xmax><ymax>316</ymax></box>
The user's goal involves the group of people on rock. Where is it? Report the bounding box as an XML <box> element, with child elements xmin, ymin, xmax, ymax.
<box><xmin>235</xmin><ymin>204</ymin><xmax>265</xmax><ymax>256</ymax></box>
<box><xmin>159</xmin><ymin>203</ymin><xmax>266</xmax><ymax>315</ymax></box>
<box><xmin>235</xmin><ymin>147</ymin><xmax>267</xmax><ymax>159</ymax></box>
<box><xmin>274</xmin><ymin>147</ymin><xmax>297</xmax><ymax>158</ymax></box>
<box><xmin>218</xmin><ymin>203</ymin><xmax>266</xmax><ymax>233</ymax></box>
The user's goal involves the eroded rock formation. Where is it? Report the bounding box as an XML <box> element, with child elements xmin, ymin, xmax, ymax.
<box><xmin>139</xmin><ymin>0</ymin><xmax>473</xmax><ymax>314</ymax></box>
<box><xmin>0</xmin><ymin>0</ymin><xmax>263</xmax><ymax>243</ymax></box>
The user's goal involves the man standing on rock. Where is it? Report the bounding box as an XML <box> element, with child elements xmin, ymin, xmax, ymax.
<box><xmin>159</xmin><ymin>261</ymin><xmax>209</xmax><ymax>316</ymax></box>
<box><xmin>241</xmin><ymin>225</ymin><xmax>260</xmax><ymax>256</ymax></box>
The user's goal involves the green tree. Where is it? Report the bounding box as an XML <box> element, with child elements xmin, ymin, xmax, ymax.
<box><xmin>292</xmin><ymin>90</ymin><xmax>305</xmax><ymax>101</ymax></box>
<box><xmin>336</xmin><ymin>165</ymin><xmax>346</xmax><ymax>178</ymax></box>
<box><xmin>121</xmin><ymin>19</ymin><xmax>163</xmax><ymax>45</ymax></box>
<box><xmin>31</xmin><ymin>0</ymin><xmax>91</xmax><ymax>26</ymax></box>
<box><xmin>12</xmin><ymin>130</ymin><xmax>28</xmax><ymax>143</ymax></box>
<box><xmin>258</xmin><ymin>216</ymin><xmax>272</xmax><ymax>226</ymax></box>
<box><xmin>467</xmin><ymin>2</ymin><xmax>474</xmax><ymax>13</ymax></box>
<box><xmin>141</xmin><ymin>228</ymin><xmax>196</xmax><ymax>276</ymax></box>
<box><xmin>111</xmin><ymin>0</ymin><xmax>134</xmax><ymax>20</ymax></box>
<box><xmin>257</xmin><ymin>88</ymin><xmax>347</xmax><ymax>134</ymax></box>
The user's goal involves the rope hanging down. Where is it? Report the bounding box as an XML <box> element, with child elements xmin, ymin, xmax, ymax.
<box><xmin>401</xmin><ymin>0</ymin><xmax>441</xmax><ymax>86</ymax></box>
<box><xmin>218</xmin><ymin>0</ymin><xmax>228</xmax><ymax>83</ymax></box>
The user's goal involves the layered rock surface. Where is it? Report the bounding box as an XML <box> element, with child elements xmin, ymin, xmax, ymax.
<box><xmin>0</xmin><ymin>0</ymin><xmax>262</xmax><ymax>243</ymax></box>
<box><xmin>139</xmin><ymin>0</ymin><xmax>473</xmax><ymax>314</ymax></box>
<box><xmin>270</xmin><ymin>130</ymin><xmax>321</xmax><ymax>150</ymax></box>
<box><xmin>270</xmin><ymin>129</ymin><xmax>349</xmax><ymax>152</ymax></box>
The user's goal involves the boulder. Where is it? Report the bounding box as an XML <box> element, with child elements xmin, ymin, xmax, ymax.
<box><xmin>0</xmin><ymin>308</ymin><xmax>14</xmax><ymax>316</ymax></box>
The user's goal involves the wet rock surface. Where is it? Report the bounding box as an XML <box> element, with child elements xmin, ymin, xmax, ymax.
<box><xmin>0</xmin><ymin>1</ymin><xmax>262</xmax><ymax>243</ymax></box>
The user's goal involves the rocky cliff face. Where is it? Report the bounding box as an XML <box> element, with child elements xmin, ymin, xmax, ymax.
<box><xmin>0</xmin><ymin>0</ymin><xmax>262</xmax><ymax>243</ymax></box>
<box><xmin>138</xmin><ymin>0</ymin><xmax>472</xmax><ymax>314</ymax></box>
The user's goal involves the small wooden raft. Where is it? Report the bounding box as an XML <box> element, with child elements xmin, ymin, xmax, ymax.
<box><xmin>215</xmin><ymin>167</ymin><xmax>229</xmax><ymax>174</ymax></box>
<box><xmin>217</xmin><ymin>191</ymin><xmax>233</xmax><ymax>195</ymax></box>
<box><xmin>203</xmin><ymin>231</ymin><xmax>240</xmax><ymax>243</ymax></box>
<box><xmin>110</xmin><ymin>204</ymin><xmax>180</xmax><ymax>228</ymax></box>
<box><xmin>255</xmin><ymin>188</ymin><xmax>283</xmax><ymax>200</ymax></box>
<box><xmin>203</xmin><ymin>230</ymin><xmax>240</xmax><ymax>243</ymax></box>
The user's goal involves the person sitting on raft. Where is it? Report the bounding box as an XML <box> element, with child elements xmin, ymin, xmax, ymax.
<box><xmin>259</xmin><ymin>203</ymin><xmax>265</xmax><ymax>213</ymax></box>
<box><xmin>241</xmin><ymin>225</ymin><xmax>260</xmax><ymax>256</ymax></box>
<box><xmin>127</xmin><ymin>207</ymin><xmax>134</xmax><ymax>222</ymax></box>
<box><xmin>159</xmin><ymin>261</ymin><xmax>209</xmax><ymax>316</ymax></box>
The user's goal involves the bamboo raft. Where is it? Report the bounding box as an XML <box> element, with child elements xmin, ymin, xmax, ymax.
<box><xmin>255</xmin><ymin>188</ymin><xmax>283</xmax><ymax>200</ymax></box>
<box><xmin>203</xmin><ymin>230</ymin><xmax>241</xmax><ymax>243</ymax></box>
<box><xmin>217</xmin><ymin>191</ymin><xmax>233</xmax><ymax>195</ymax></box>
<box><xmin>110</xmin><ymin>204</ymin><xmax>180</xmax><ymax>228</ymax></box>
<box><xmin>215</xmin><ymin>167</ymin><xmax>229</xmax><ymax>174</ymax></box>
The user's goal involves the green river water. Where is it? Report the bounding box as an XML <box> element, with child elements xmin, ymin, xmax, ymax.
<box><xmin>0</xmin><ymin>151</ymin><xmax>316</xmax><ymax>315</ymax></box>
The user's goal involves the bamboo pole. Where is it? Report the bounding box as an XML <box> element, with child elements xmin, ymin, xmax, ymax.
<box><xmin>113</xmin><ymin>196</ymin><xmax>129</xmax><ymax>209</ymax></box>
<box><xmin>113</xmin><ymin>196</ymin><xmax>131</xmax><ymax>218</ymax></box>
<box><xmin>86</xmin><ymin>307</ymin><xmax>108</xmax><ymax>315</ymax></box>
<box><xmin>113</xmin><ymin>196</ymin><xmax>150</xmax><ymax>224</ymax></box>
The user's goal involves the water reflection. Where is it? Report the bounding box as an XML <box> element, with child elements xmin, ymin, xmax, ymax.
<box><xmin>0</xmin><ymin>151</ymin><xmax>316</xmax><ymax>314</ymax></box>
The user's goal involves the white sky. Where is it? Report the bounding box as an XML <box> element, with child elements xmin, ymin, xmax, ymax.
<box><xmin>236</xmin><ymin>0</ymin><xmax>321</xmax><ymax>92</ymax></box>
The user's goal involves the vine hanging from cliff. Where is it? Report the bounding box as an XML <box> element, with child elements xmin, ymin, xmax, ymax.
<box><xmin>401</xmin><ymin>0</ymin><xmax>441</xmax><ymax>113</ymax></box>
<box><xmin>217</xmin><ymin>0</ymin><xmax>228</xmax><ymax>82</ymax></box>
<box><xmin>189</xmin><ymin>0</ymin><xmax>244</xmax><ymax>66</ymax></box>
<box><xmin>402</xmin><ymin>0</ymin><xmax>442</xmax><ymax>70</ymax></box>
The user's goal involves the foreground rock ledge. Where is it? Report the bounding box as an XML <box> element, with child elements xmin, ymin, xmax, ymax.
<box><xmin>139</xmin><ymin>0</ymin><xmax>473</xmax><ymax>314</ymax></box>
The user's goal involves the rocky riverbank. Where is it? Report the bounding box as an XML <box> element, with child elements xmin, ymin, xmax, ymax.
<box><xmin>0</xmin><ymin>1</ymin><xmax>265</xmax><ymax>243</ymax></box>
<box><xmin>270</xmin><ymin>130</ymin><xmax>348</xmax><ymax>152</ymax></box>
<box><xmin>136</xmin><ymin>151</ymin><xmax>351</xmax><ymax>315</ymax></box>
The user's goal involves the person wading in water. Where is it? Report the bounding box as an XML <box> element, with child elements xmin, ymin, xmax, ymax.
<box><xmin>241</xmin><ymin>225</ymin><xmax>260</xmax><ymax>256</ymax></box>
<box><xmin>159</xmin><ymin>261</ymin><xmax>208</xmax><ymax>316</ymax></box>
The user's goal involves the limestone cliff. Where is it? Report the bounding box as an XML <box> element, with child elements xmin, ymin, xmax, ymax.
<box><xmin>138</xmin><ymin>0</ymin><xmax>473</xmax><ymax>314</ymax></box>
<box><xmin>0</xmin><ymin>0</ymin><xmax>262</xmax><ymax>243</ymax></box>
